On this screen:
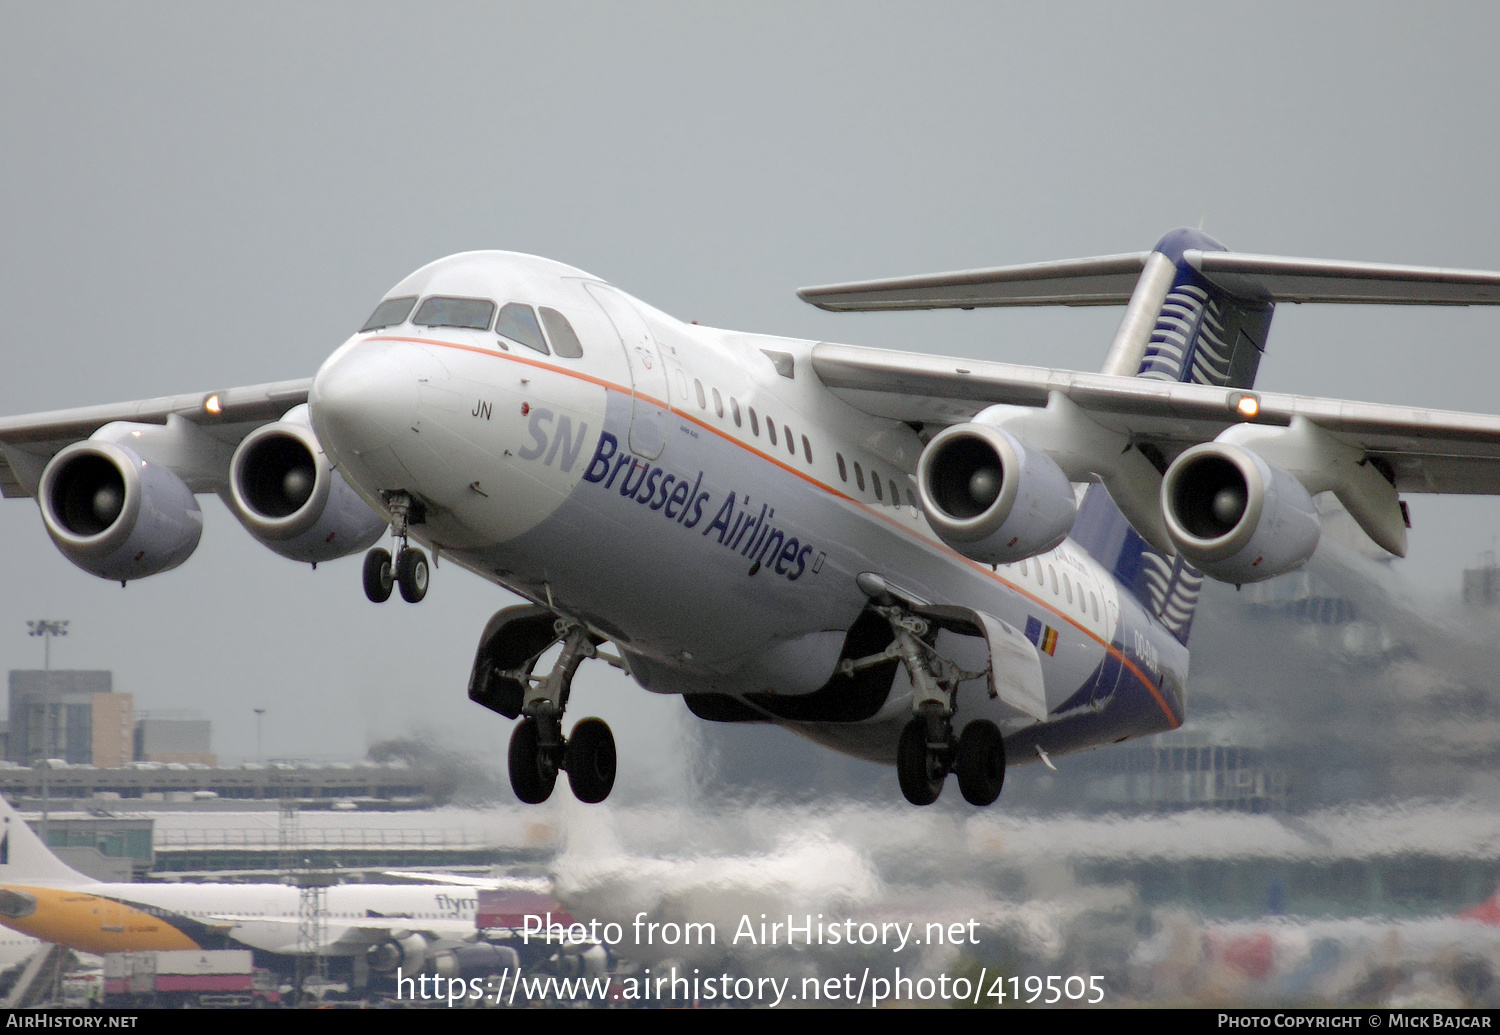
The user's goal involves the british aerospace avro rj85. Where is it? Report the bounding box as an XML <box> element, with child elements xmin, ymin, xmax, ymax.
<box><xmin>6</xmin><ymin>229</ymin><xmax>1500</xmax><ymax>807</ymax></box>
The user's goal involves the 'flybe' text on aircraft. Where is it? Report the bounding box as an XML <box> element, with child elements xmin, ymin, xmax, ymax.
<box><xmin>5</xmin><ymin>229</ymin><xmax>1500</xmax><ymax>807</ymax></box>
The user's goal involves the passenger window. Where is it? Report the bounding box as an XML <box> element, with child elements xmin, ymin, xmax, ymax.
<box><xmin>713</xmin><ymin>388</ymin><xmax>724</xmax><ymax>418</ymax></box>
<box><xmin>1091</xmin><ymin>592</ymin><xmax>1099</xmax><ymax>620</ymax></box>
<box><xmin>785</xmin><ymin>426</ymin><xmax>796</xmax><ymax>455</ymax></box>
<box><xmin>872</xmin><ymin>469</ymin><xmax>883</xmax><ymax>501</ymax></box>
<box><xmin>889</xmin><ymin>478</ymin><xmax>899</xmax><ymax>503</ymax></box>
<box><xmin>1064</xmin><ymin>575</ymin><xmax>1073</xmax><ymax>604</ymax></box>
<box><xmin>749</xmin><ymin>408</ymin><xmax>760</xmax><ymax>436</ymax></box>
<box><xmin>495</xmin><ymin>303</ymin><xmax>548</xmax><ymax>352</ymax></box>
<box><xmin>906</xmin><ymin>488</ymin><xmax>917</xmax><ymax>508</ymax></box>
<box><xmin>360</xmin><ymin>296</ymin><xmax>417</xmax><ymax>332</ymax></box>
<box><xmin>1049</xmin><ymin>565</ymin><xmax>1058</xmax><ymax>594</ymax></box>
<box><xmin>1035</xmin><ymin>560</ymin><xmax>1044</xmax><ymax>586</ymax></box>
<box><xmin>854</xmin><ymin>461</ymin><xmax>865</xmax><ymax>491</ymax></box>
<box><xmin>837</xmin><ymin>453</ymin><xmax>847</xmax><ymax>482</ymax></box>
<box><xmin>767</xmin><ymin>419</ymin><xmax>777</xmax><ymax>446</ymax></box>
<box><xmin>695</xmin><ymin>378</ymin><xmax>707</xmax><ymax>409</ymax></box>
<box><xmin>539</xmin><ymin>307</ymin><xmax>584</xmax><ymax>358</ymax></box>
<box><xmin>731</xmin><ymin>398</ymin><xmax>742</xmax><ymax>427</ymax></box>
<box><xmin>414</xmin><ymin>296</ymin><xmax>495</xmax><ymax>331</ymax></box>
<box><xmin>802</xmin><ymin>435</ymin><xmax>812</xmax><ymax>464</ymax></box>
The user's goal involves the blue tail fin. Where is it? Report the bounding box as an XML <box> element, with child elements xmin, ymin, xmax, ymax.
<box><xmin>1072</xmin><ymin>229</ymin><xmax>1270</xmax><ymax>645</ymax></box>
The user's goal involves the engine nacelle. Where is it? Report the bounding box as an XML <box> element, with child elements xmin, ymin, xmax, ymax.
<box><xmin>1161</xmin><ymin>442</ymin><xmax>1321</xmax><ymax>584</ymax></box>
<box><xmin>228</xmin><ymin>406</ymin><xmax>386</xmax><ymax>563</ymax></box>
<box><xmin>38</xmin><ymin>441</ymin><xmax>202</xmax><ymax>582</ymax></box>
<box><xmin>916</xmin><ymin>423</ymin><xmax>1076</xmax><ymax>564</ymax></box>
<box><xmin>366</xmin><ymin>931</ymin><xmax>431</xmax><ymax>975</ymax></box>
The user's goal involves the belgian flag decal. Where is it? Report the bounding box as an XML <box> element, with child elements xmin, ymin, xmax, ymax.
<box><xmin>1024</xmin><ymin>616</ymin><xmax>1058</xmax><ymax>656</ymax></box>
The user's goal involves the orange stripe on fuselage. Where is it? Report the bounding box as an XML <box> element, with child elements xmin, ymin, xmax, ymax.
<box><xmin>366</xmin><ymin>335</ymin><xmax>1181</xmax><ymax>727</ymax></box>
<box><xmin>0</xmin><ymin>885</ymin><xmax>200</xmax><ymax>955</ymax></box>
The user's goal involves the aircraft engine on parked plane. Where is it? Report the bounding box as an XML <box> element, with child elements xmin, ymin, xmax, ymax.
<box><xmin>366</xmin><ymin>931</ymin><xmax>447</xmax><ymax>976</ymax></box>
<box><xmin>916</xmin><ymin>423</ymin><xmax>1076</xmax><ymax>564</ymax></box>
<box><xmin>1161</xmin><ymin>442</ymin><xmax>1321</xmax><ymax>584</ymax></box>
<box><xmin>38</xmin><ymin>440</ymin><xmax>202</xmax><ymax>582</ymax></box>
<box><xmin>227</xmin><ymin>406</ymin><xmax>386</xmax><ymax>564</ymax></box>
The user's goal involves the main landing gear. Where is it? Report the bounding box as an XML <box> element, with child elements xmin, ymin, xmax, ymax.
<box><xmin>469</xmin><ymin>609</ymin><xmax>626</xmax><ymax>805</ymax></box>
<box><xmin>363</xmin><ymin>493</ymin><xmax>429</xmax><ymax>604</ymax></box>
<box><xmin>843</xmin><ymin>590</ymin><xmax>1007</xmax><ymax>807</ymax></box>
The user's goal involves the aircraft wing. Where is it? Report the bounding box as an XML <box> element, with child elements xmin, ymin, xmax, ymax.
<box><xmin>0</xmin><ymin>378</ymin><xmax>311</xmax><ymax>498</ymax></box>
<box><xmin>810</xmin><ymin>342</ymin><xmax>1500</xmax><ymax>495</ymax></box>
<box><xmin>379</xmin><ymin>871</ymin><xmax>551</xmax><ymax>892</ymax></box>
<box><xmin>322</xmin><ymin>918</ymin><xmax>478</xmax><ymax>954</ymax></box>
<box><xmin>211</xmin><ymin>912</ymin><xmax>476</xmax><ymax>956</ymax></box>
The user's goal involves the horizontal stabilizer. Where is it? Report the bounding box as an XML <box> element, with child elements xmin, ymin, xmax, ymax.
<box><xmin>798</xmin><ymin>253</ymin><xmax>1149</xmax><ymax>311</ymax></box>
<box><xmin>1186</xmin><ymin>250</ymin><xmax>1500</xmax><ymax>305</ymax></box>
<box><xmin>800</xmin><ymin>250</ymin><xmax>1500</xmax><ymax>311</ymax></box>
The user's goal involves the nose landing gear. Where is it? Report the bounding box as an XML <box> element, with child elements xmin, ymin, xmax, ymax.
<box><xmin>362</xmin><ymin>493</ymin><xmax>429</xmax><ymax>604</ymax></box>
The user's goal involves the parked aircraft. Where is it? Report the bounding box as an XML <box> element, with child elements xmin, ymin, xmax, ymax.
<box><xmin>4</xmin><ymin>228</ymin><xmax>1500</xmax><ymax>806</ymax></box>
<box><xmin>0</xmin><ymin>795</ymin><xmax>482</xmax><ymax>982</ymax></box>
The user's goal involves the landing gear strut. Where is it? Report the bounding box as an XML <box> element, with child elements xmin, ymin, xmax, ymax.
<box><xmin>844</xmin><ymin>589</ymin><xmax>1004</xmax><ymax>807</ymax></box>
<box><xmin>489</xmin><ymin>618</ymin><xmax>623</xmax><ymax>804</ymax></box>
<box><xmin>363</xmin><ymin>493</ymin><xmax>429</xmax><ymax>604</ymax></box>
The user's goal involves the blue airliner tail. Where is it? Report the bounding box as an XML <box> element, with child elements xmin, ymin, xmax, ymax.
<box><xmin>1071</xmin><ymin>228</ymin><xmax>1269</xmax><ymax>646</ymax></box>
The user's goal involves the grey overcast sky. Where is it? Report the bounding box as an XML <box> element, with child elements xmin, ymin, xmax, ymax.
<box><xmin>2</xmin><ymin>2</ymin><xmax>1499</xmax><ymax>766</ymax></box>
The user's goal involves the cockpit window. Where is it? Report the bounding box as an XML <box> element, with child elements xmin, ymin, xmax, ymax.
<box><xmin>360</xmin><ymin>296</ymin><xmax>417</xmax><ymax>332</ymax></box>
<box><xmin>413</xmin><ymin>296</ymin><xmax>495</xmax><ymax>331</ymax></box>
<box><xmin>496</xmin><ymin>303</ymin><xmax>548</xmax><ymax>354</ymax></box>
<box><xmin>539</xmin><ymin>307</ymin><xmax>584</xmax><ymax>358</ymax></box>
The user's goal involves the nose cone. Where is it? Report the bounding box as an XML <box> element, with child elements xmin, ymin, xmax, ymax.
<box><xmin>310</xmin><ymin>339</ymin><xmax>425</xmax><ymax>461</ymax></box>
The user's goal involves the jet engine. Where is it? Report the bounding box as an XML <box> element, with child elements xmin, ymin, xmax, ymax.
<box><xmin>916</xmin><ymin>423</ymin><xmax>1076</xmax><ymax>564</ymax></box>
<box><xmin>1161</xmin><ymin>442</ymin><xmax>1320</xmax><ymax>584</ymax></box>
<box><xmin>227</xmin><ymin>406</ymin><xmax>386</xmax><ymax>563</ymax></box>
<box><xmin>38</xmin><ymin>441</ymin><xmax>202</xmax><ymax>582</ymax></box>
<box><xmin>366</xmin><ymin>931</ymin><xmax>437</xmax><ymax>975</ymax></box>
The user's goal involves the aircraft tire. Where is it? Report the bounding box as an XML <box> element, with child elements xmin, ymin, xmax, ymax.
<box><xmin>508</xmin><ymin>717</ymin><xmax>556</xmax><ymax>804</ymax></box>
<box><xmin>897</xmin><ymin>717</ymin><xmax>943</xmax><ymax>806</ymax></box>
<box><xmin>396</xmin><ymin>547</ymin><xmax>429</xmax><ymax>603</ymax></box>
<box><xmin>956</xmin><ymin>720</ymin><xmax>1005</xmax><ymax>806</ymax></box>
<box><xmin>565</xmin><ymin>717</ymin><xmax>617</xmax><ymax>804</ymax></box>
<box><xmin>362</xmin><ymin>548</ymin><xmax>393</xmax><ymax>603</ymax></box>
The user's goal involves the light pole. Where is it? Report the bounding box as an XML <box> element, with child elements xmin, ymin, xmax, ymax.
<box><xmin>26</xmin><ymin>620</ymin><xmax>68</xmax><ymax>671</ymax></box>
<box><xmin>254</xmin><ymin>709</ymin><xmax>267</xmax><ymax>762</ymax></box>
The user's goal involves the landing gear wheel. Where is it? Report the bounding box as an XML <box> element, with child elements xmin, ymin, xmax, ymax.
<box><xmin>508</xmin><ymin>717</ymin><xmax>557</xmax><ymax>804</ymax></box>
<box><xmin>956</xmin><ymin>720</ymin><xmax>1006</xmax><ymax>806</ymax></box>
<box><xmin>897</xmin><ymin>717</ymin><xmax>945</xmax><ymax>806</ymax></box>
<box><xmin>564</xmin><ymin>717</ymin><xmax>617</xmax><ymax>804</ymax></box>
<box><xmin>362</xmin><ymin>548</ymin><xmax>393</xmax><ymax>603</ymax></box>
<box><xmin>396</xmin><ymin>547</ymin><xmax>429</xmax><ymax>603</ymax></box>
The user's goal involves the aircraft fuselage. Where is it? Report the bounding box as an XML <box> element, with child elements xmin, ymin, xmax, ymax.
<box><xmin>310</xmin><ymin>252</ymin><xmax>1186</xmax><ymax>767</ymax></box>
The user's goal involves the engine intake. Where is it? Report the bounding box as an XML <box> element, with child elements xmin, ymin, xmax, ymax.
<box><xmin>228</xmin><ymin>409</ymin><xmax>386</xmax><ymax>563</ymax></box>
<box><xmin>1161</xmin><ymin>442</ymin><xmax>1320</xmax><ymax>584</ymax></box>
<box><xmin>38</xmin><ymin>441</ymin><xmax>202</xmax><ymax>582</ymax></box>
<box><xmin>916</xmin><ymin>424</ymin><xmax>1075</xmax><ymax>564</ymax></box>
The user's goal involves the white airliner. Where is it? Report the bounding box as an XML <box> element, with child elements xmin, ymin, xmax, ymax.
<box><xmin>0</xmin><ymin>795</ymin><xmax>486</xmax><ymax>981</ymax></box>
<box><xmin>5</xmin><ymin>228</ymin><xmax>1500</xmax><ymax>807</ymax></box>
